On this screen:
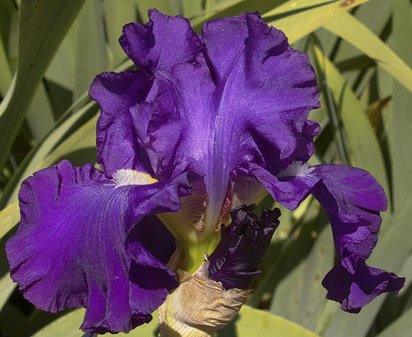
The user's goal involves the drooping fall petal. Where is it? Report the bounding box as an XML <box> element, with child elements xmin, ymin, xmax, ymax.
<box><xmin>6</xmin><ymin>161</ymin><xmax>190</xmax><ymax>333</ymax></box>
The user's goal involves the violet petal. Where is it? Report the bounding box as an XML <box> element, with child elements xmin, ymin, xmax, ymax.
<box><xmin>322</xmin><ymin>255</ymin><xmax>405</xmax><ymax>313</ymax></box>
<box><xmin>311</xmin><ymin>164</ymin><xmax>405</xmax><ymax>311</ymax></box>
<box><xmin>119</xmin><ymin>9</ymin><xmax>203</xmax><ymax>73</ymax></box>
<box><xmin>141</xmin><ymin>12</ymin><xmax>319</xmax><ymax>224</ymax></box>
<box><xmin>89</xmin><ymin>70</ymin><xmax>154</xmax><ymax>176</ymax></box>
<box><xmin>6</xmin><ymin>160</ymin><xmax>190</xmax><ymax>333</ymax></box>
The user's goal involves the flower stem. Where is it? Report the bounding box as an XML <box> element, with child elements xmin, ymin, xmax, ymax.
<box><xmin>184</xmin><ymin>235</ymin><xmax>220</xmax><ymax>273</ymax></box>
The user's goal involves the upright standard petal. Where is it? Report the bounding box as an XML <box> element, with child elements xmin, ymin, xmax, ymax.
<box><xmin>6</xmin><ymin>160</ymin><xmax>190</xmax><ymax>333</ymax></box>
<box><xmin>202</xmin><ymin>12</ymin><xmax>319</xmax><ymax>166</ymax></box>
<box><xmin>89</xmin><ymin>70</ymin><xmax>155</xmax><ymax>176</ymax></box>
<box><xmin>141</xmin><ymin>12</ymin><xmax>319</xmax><ymax>231</ymax></box>
<box><xmin>145</xmin><ymin>56</ymin><xmax>215</xmax><ymax>178</ymax></box>
<box><xmin>310</xmin><ymin>165</ymin><xmax>404</xmax><ymax>312</ymax></box>
<box><xmin>203</xmin><ymin>13</ymin><xmax>319</xmax><ymax>217</ymax></box>
<box><xmin>119</xmin><ymin>9</ymin><xmax>203</xmax><ymax>73</ymax></box>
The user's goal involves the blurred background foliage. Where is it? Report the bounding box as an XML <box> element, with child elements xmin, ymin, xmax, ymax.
<box><xmin>0</xmin><ymin>0</ymin><xmax>412</xmax><ymax>336</ymax></box>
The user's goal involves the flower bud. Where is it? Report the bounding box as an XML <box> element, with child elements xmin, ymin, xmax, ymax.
<box><xmin>158</xmin><ymin>205</ymin><xmax>280</xmax><ymax>336</ymax></box>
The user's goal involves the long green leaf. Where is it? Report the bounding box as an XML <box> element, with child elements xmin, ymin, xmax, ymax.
<box><xmin>32</xmin><ymin>305</ymin><xmax>320</xmax><ymax>337</ymax></box>
<box><xmin>4</xmin><ymin>101</ymin><xmax>96</xmax><ymax>205</ymax></box>
<box><xmin>323</xmin><ymin>11</ymin><xmax>412</xmax><ymax>93</ymax></box>
<box><xmin>0</xmin><ymin>273</ymin><xmax>14</xmax><ymax>311</ymax></box>
<box><xmin>0</xmin><ymin>0</ymin><xmax>13</xmax><ymax>95</ymax></box>
<box><xmin>219</xmin><ymin>305</ymin><xmax>320</xmax><ymax>337</ymax></box>
<box><xmin>0</xmin><ymin>0</ymin><xmax>85</xmax><ymax>170</ymax></box>
<box><xmin>26</xmin><ymin>84</ymin><xmax>55</xmax><ymax>140</ymax></box>
<box><xmin>386</xmin><ymin>0</ymin><xmax>412</xmax><ymax>210</ymax></box>
<box><xmin>32</xmin><ymin>309</ymin><xmax>85</xmax><ymax>337</ymax></box>
<box><xmin>271</xmin><ymin>217</ymin><xmax>334</xmax><ymax>332</ymax></box>
<box><xmin>331</xmin><ymin>0</ymin><xmax>394</xmax><ymax>91</ymax></box>
<box><xmin>332</xmin><ymin>0</ymin><xmax>394</xmax><ymax>64</ymax></box>
<box><xmin>0</xmin><ymin>0</ymin><xmax>14</xmax><ymax>46</ymax></box>
<box><xmin>265</xmin><ymin>0</ymin><xmax>368</xmax><ymax>44</ymax></box>
<box><xmin>376</xmin><ymin>306</ymin><xmax>412</xmax><ymax>337</ymax></box>
<box><xmin>74</xmin><ymin>0</ymin><xmax>107</xmax><ymax>100</ymax></box>
<box><xmin>0</xmin><ymin>202</ymin><xmax>19</xmax><ymax>311</ymax></box>
<box><xmin>181</xmin><ymin>0</ymin><xmax>203</xmax><ymax>19</ymax></box>
<box><xmin>0</xmin><ymin>33</ymin><xmax>12</xmax><ymax>96</ymax></box>
<box><xmin>313</xmin><ymin>44</ymin><xmax>389</xmax><ymax>195</ymax></box>
<box><xmin>0</xmin><ymin>202</ymin><xmax>19</xmax><ymax>240</ymax></box>
<box><xmin>32</xmin><ymin>309</ymin><xmax>157</xmax><ymax>337</ymax></box>
<box><xmin>42</xmin><ymin>115</ymin><xmax>97</xmax><ymax>167</ymax></box>
<box><xmin>191</xmin><ymin>0</ymin><xmax>288</xmax><ymax>29</ymax></box>
<box><xmin>45</xmin><ymin>20</ymin><xmax>78</xmax><ymax>94</ymax></box>
<box><xmin>104</xmin><ymin>0</ymin><xmax>136</xmax><ymax>68</ymax></box>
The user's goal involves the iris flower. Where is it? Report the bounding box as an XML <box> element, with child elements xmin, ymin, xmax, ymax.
<box><xmin>6</xmin><ymin>10</ymin><xmax>404</xmax><ymax>334</ymax></box>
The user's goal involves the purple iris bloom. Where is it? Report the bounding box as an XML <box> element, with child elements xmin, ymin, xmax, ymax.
<box><xmin>6</xmin><ymin>9</ymin><xmax>404</xmax><ymax>334</ymax></box>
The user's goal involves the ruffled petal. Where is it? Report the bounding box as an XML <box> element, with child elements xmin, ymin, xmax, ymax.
<box><xmin>141</xmin><ymin>13</ymin><xmax>319</xmax><ymax>227</ymax></box>
<box><xmin>208</xmin><ymin>205</ymin><xmax>280</xmax><ymax>290</ymax></box>
<box><xmin>119</xmin><ymin>9</ymin><xmax>203</xmax><ymax>72</ymax></box>
<box><xmin>6</xmin><ymin>160</ymin><xmax>190</xmax><ymax>333</ymax></box>
<box><xmin>202</xmin><ymin>13</ymin><xmax>319</xmax><ymax>217</ymax></box>
<box><xmin>202</xmin><ymin>12</ymin><xmax>319</xmax><ymax>165</ymax></box>
<box><xmin>322</xmin><ymin>255</ymin><xmax>405</xmax><ymax>313</ymax></box>
<box><xmin>244</xmin><ymin>163</ymin><xmax>319</xmax><ymax>209</ymax></box>
<box><xmin>310</xmin><ymin>164</ymin><xmax>405</xmax><ymax>311</ymax></box>
<box><xmin>311</xmin><ymin>164</ymin><xmax>387</xmax><ymax>259</ymax></box>
<box><xmin>247</xmin><ymin>162</ymin><xmax>405</xmax><ymax>310</ymax></box>
<box><xmin>145</xmin><ymin>56</ymin><xmax>215</xmax><ymax>178</ymax></box>
<box><xmin>89</xmin><ymin>70</ymin><xmax>154</xmax><ymax>176</ymax></box>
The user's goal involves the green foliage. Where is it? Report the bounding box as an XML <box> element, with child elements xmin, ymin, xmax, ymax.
<box><xmin>32</xmin><ymin>306</ymin><xmax>320</xmax><ymax>337</ymax></box>
<box><xmin>1</xmin><ymin>0</ymin><xmax>411</xmax><ymax>336</ymax></box>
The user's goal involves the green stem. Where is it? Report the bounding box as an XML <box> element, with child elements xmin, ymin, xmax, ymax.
<box><xmin>184</xmin><ymin>235</ymin><xmax>220</xmax><ymax>273</ymax></box>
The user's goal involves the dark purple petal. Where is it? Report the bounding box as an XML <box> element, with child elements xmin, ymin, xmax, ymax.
<box><xmin>208</xmin><ymin>205</ymin><xmax>280</xmax><ymax>290</ymax></box>
<box><xmin>142</xmin><ymin>12</ymin><xmax>319</xmax><ymax>227</ymax></box>
<box><xmin>244</xmin><ymin>163</ymin><xmax>319</xmax><ymax>209</ymax></box>
<box><xmin>247</xmin><ymin>162</ymin><xmax>404</xmax><ymax>310</ymax></box>
<box><xmin>119</xmin><ymin>9</ymin><xmax>203</xmax><ymax>72</ymax></box>
<box><xmin>202</xmin><ymin>13</ymin><xmax>318</xmax><ymax>214</ymax></box>
<box><xmin>6</xmin><ymin>160</ymin><xmax>190</xmax><ymax>333</ymax></box>
<box><xmin>310</xmin><ymin>164</ymin><xmax>405</xmax><ymax>311</ymax></box>
<box><xmin>322</xmin><ymin>255</ymin><xmax>405</xmax><ymax>313</ymax></box>
<box><xmin>89</xmin><ymin>70</ymin><xmax>154</xmax><ymax>176</ymax></box>
<box><xmin>311</xmin><ymin>164</ymin><xmax>387</xmax><ymax>259</ymax></box>
<box><xmin>202</xmin><ymin>12</ymin><xmax>319</xmax><ymax>166</ymax></box>
<box><xmin>145</xmin><ymin>56</ymin><xmax>215</xmax><ymax>179</ymax></box>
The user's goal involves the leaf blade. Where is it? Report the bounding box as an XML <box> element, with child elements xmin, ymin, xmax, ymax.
<box><xmin>313</xmin><ymin>44</ymin><xmax>389</xmax><ymax>195</ymax></box>
<box><xmin>265</xmin><ymin>0</ymin><xmax>368</xmax><ymax>44</ymax></box>
<box><xmin>0</xmin><ymin>0</ymin><xmax>85</xmax><ymax>170</ymax></box>
<box><xmin>323</xmin><ymin>11</ymin><xmax>412</xmax><ymax>93</ymax></box>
